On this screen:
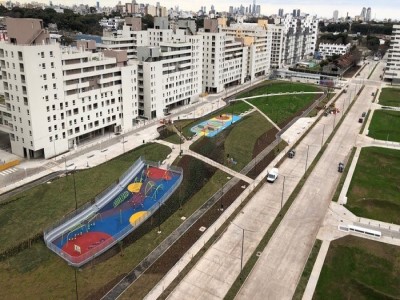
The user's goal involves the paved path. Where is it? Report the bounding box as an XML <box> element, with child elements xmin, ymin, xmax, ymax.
<box><xmin>185</xmin><ymin>149</ymin><xmax>253</xmax><ymax>184</ymax></box>
<box><xmin>235</xmin><ymin>78</ymin><xmax>372</xmax><ymax>299</ymax></box>
<box><xmin>165</xmin><ymin>87</ymin><xmax>342</xmax><ymax>300</ymax></box>
<box><xmin>302</xmin><ymin>240</ymin><xmax>330</xmax><ymax>300</ymax></box>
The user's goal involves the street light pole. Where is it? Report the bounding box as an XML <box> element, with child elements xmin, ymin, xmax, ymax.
<box><xmin>280</xmin><ymin>175</ymin><xmax>286</xmax><ymax>211</ymax></box>
<box><xmin>157</xmin><ymin>202</ymin><xmax>162</xmax><ymax>234</ymax></box>
<box><xmin>231</xmin><ymin>222</ymin><xmax>255</xmax><ymax>281</ymax></box>
<box><xmin>240</xmin><ymin>228</ymin><xmax>244</xmax><ymax>275</ymax></box>
<box><xmin>74</xmin><ymin>267</ymin><xmax>79</xmax><ymax>300</ymax></box>
<box><xmin>304</xmin><ymin>145</ymin><xmax>310</xmax><ymax>177</ymax></box>
<box><xmin>72</xmin><ymin>171</ymin><xmax>77</xmax><ymax>210</ymax></box>
<box><xmin>179</xmin><ymin>125</ymin><xmax>182</xmax><ymax>156</ymax></box>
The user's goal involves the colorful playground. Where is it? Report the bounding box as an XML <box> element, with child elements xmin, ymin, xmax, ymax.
<box><xmin>190</xmin><ymin>113</ymin><xmax>241</xmax><ymax>137</ymax></box>
<box><xmin>45</xmin><ymin>159</ymin><xmax>182</xmax><ymax>266</ymax></box>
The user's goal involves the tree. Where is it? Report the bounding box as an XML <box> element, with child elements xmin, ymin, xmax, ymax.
<box><xmin>142</xmin><ymin>14</ymin><xmax>154</xmax><ymax>30</ymax></box>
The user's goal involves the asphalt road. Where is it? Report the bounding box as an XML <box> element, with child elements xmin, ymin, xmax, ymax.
<box><xmin>235</xmin><ymin>61</ymin><xmax>383</xmax><ymax>299</ymax></box>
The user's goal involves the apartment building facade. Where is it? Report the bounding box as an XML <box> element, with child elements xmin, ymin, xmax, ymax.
<box><xmin>222</xmin><ymin>19</ymin><xmax>272</xmax><ymax>80</ymax></box>
<box><xmin>318</xmin><ymin>43</ymin><xmax>351</xmax><ymax>59</ymax></box>
<box><xmin>269</xmin><ymin>15</ymin><xmax>318</xmax><ymax>67</ymax></box>
<box><xmin>0</xmin><ymin>18</ymin><xmax>138</xmax><ymax>159</ymax></box>
<box><xmin>384</xmin><ymin>25</ymin><xmax>400</xmax><ymax>83</ymax></box>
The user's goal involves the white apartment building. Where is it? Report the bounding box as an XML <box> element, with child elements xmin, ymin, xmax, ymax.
<box><xmin>270</xmin><ymin>15</ymin><xmax>318</xmax><ymax>67</ymax></box>
<box><xmin>268</xmin><ymin>24</ymin><xmax>285</xmax><ymax>69</ymax></box>
<box><xmin>0</xmin><ymin>18</ymin><xmax>138</xmax><ymax>159</ymax></box>
<box><xmin>200</xmin><ymin>31</ymin><xmax>248</xmax><ymax>93</ymax></box>
<box><xmin>101</xmin><ymin>17</ymin><xmax>202</xmax><ymax>120</ymax></box>
<box><xmin>136</xmin><ymin>33</ymin><xmax>203</xmax><ymax>119</ymax></box>
<box><xmin>384</xmin><ymin>25</ymin><xmax>400</xmax><ymax>83</ymax></box>
<box><xmin>99</xmin><ymin>17</ymin><xmax>146</xmax><ymax>60</ymax></box>
<box><xmin>222</xmin><ymin>19</ymin><xmax>271</xmax><ymax>80</ymax></box>
<box><xmin>318</xmin><ymin>43</ymin><xmax>351</xmax><ymax>59</ymax></box>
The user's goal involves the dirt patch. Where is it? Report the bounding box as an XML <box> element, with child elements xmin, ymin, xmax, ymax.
<box><xmin>112</xmin><ymin>179</ymin><xmax>247</xmax><ymax>299</ymax></box>
<box><xmin>343</xmin><ymin>65</ymin><xmax>361</xmax><ymax>78</ymax></box>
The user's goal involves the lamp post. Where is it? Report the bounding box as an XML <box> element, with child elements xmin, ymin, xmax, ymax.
<box><xmin>157</xmin><ymin>201</ymin><xmax>162</xmax><ymax>234</ymax></box>
<box><xmin>71</xmin><ymin>168</ymin><xmax>78</xmax><ymax>210</ymax></box>
<box><xmin>304</xmin><ymin>145</ymin><xmax>310</xmax><ymax>177</ymax></box>
<box><xmin>231</xmin><ymin>222</ymin><xmax>255</xmax><ymax>280</ymax></box>
<box><xmin>74</xmin><ymin>267</ymin><xmax>78</xmax><ymax>300</ymax></box>
<box><xmin>179</xmin><ymin>125</ymin><xmax>182</xmax><ymax>156</ymax></box>
<box><xmin>280</xmin><ymin>175</ymin><xmax>286</xmax><ymax>212</ymax></box>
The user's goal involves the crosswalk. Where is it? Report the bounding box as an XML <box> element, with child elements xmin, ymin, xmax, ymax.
<box><xmin>0</xmin><ymin>167</ymin><xmax>18</xmax><ymax>176</ymax></box>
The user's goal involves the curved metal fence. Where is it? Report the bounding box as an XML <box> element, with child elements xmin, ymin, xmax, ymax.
<box><xmin>43</xmin><ymin>157</ymin><xmax>183</xmax><ymax>267</ymax></box>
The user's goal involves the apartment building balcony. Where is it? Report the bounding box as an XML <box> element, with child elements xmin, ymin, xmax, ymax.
<box><xmin>97</xmin><ymin>76</ymin><xmax>121</xmax><ymax>85</ymax></box>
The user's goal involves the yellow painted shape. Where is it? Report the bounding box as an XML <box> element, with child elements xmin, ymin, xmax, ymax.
<box><xmin>129</xmin><ymin>211</ymin><xmax>148</xmax><ymax>226</ymax></box>
<box><xmin>128</xmin><ymin>182</ymin><xmax>142</xmax><ymax>193</ymax></box>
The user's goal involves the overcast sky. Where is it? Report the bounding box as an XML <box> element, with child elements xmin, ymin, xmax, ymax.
<box><xmin>21</xmin><ymin>0</ymin><xmax>400</xmax><ymax>20</ymax></box>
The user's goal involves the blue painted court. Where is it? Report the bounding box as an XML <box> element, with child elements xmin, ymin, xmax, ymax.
<box><xmin>190</xmin><ymin>113</ymin><xmax>242</xmax><ymax>137</ymax></box>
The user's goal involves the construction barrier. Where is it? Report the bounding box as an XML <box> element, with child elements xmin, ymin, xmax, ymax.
<box><xmin>0</xmin><ymin>160</ymin><xmax>20</xmax><ymax>172</ymax></box>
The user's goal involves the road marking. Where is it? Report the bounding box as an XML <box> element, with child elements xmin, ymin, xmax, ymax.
<box><xmin>0</xmin><ymin>167</ymin><xmax>18</xmax><ymax>176</ymax></box>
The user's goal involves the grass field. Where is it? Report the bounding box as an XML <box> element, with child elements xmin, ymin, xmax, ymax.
<box><xmin>314</xmin><ymin>235</ymin><xmax>400</xmax><ymax>300</ymax></box>
<box><xmin>237</xmin><ymin>81</ymin><xmax>320</xmax><ymax>99</ymax></box>
<box><xmin>0</xmin><ymin>143</ymin><xmax>172</xmax><ymax>253</ymax></box>
<box><xmin>190</xmin><ymin>112</ymin><xmax>272</xmax><ymax>172</ymax></box>
<box><xmin>346</xmin><ymin>147</ymin><xmax>400</xmax><ymax>224</ymax></box>
<box><xmin>378</xmin><ymin>88</ymin><xmax>400</xmax><ymax>107</ymax></box>
<box><xmin>248</xmin><ymin>92</ymin><xmax>319</xmax><ymax>125</ymax></box>
<box><xmin>368</xmin><ymin>110</ymin><xmax>400</xmax><ymax>143</ymax></box>
<box><xmin>0</xmin><ymin>156</ymin><xmax>230</xmax><ymax>299</ymax></box>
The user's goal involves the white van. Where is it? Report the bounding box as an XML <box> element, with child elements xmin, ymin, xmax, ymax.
<box><xmin>266</xmin><ymin>168</ymin><xmax>279</xmax><ymax>183</ymax></box>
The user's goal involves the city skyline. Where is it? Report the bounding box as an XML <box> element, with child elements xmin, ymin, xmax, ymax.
<box><xmin>8</xmin><ymin>0</ymin><xmax>400</xmax><ymax>20</ymax></box>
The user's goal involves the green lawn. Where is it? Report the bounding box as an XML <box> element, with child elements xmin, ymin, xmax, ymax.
<box><xmin>0</xmin><ymin>143</ymin><xmax>171</xmax><ymax>253</ymax></box>
<box><xmin>190</xmin><ymin>112</ymin><xmax>272</xmax><ymax>171</ymax></box>
<box><xmin>368</xmin><ymin>110</ymin><xmax>400</xmax><ymax>143</ymax></box>
<box><xmin>0</xmin><ymin>156</ymin><xmax>230</xmax><ymax>299</ymax></box>
<box><xmin>346</xmin><ymin>147</ymin><xmax>400</xmax><ymax>223</ymax></box>
<box><xmin>378</xmin><ymin>88</ymin><xmax>400</xmax><ymax>107</ymax></box>
<box><xmin>314</xmin><ymin>235</ymin><xmax>400</xmax><ymax>300</ymax></box>
<box><xmin>248</xmin><ymin>93</ymin><xmax>318</xmax><ymax>125</ymax></box>
<box><xmin>237</xmin><ymin>81</ymin><xmax>320</xmax><ymax>99</ymax></box>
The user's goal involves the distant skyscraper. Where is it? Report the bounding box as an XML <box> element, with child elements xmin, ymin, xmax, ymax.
<box><xmin>366</xmin><ymin>7</ymin><xmax>372</xmax><ymax>21</ymax></box>
<box><xmin>361</xmin><ymin>7</ymin><xmax>366</xmax><ymax>20</ymax></box>
<box><xmin>292</xmin><ymin>9</ymin><xmax>296</xmax><ymax>16</ymax></box>
<box><xmin>229</xmin><ymin>6</ymin><xmax>233</xmax><ymax>14</ymax></box>
<box><xmin>96</xmin><ymin>1</ymin><xmax>99</xmax><ymax>9</ymax></box>
<box><xmin>296</xmin><ymin>9</ymin><xmax>300</xmax><ymax>17</ymax></box>
<box><xmin>333</xmin><ymin>10</ymin><xmax>338</xmax><ymax>21</ymax></box>
<box><xmin>256</xmin><ymin>5</ymin><xmax>260</xmax><ymax>15</ymax></box>
<box><xmin>278</xmin><ymin>8</ymin><xmax>284</xmax><ymax>17</ymax></box>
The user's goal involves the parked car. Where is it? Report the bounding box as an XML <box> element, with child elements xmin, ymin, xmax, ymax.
<box><xmin>338</xmin><ymin>162</ymin><xmax>344</xmax><ymax>173</ymax></box>
<box><xmin>266</xmin><ymin>168</ymin><xmax>279</xmax><ymax>183</ymax></box>
<box><xmin>362</xmin><ymin>112</ymin><xmax>366</xmax><ymax>117</ymax></box>
<box><xmin>358</xmin><ymin>118</ymin><xmax>363</xmax><ymax>123</ymax></box>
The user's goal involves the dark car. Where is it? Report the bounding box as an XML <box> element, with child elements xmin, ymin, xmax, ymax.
<box><xmin>358</xmin><ymin>118</ymin><xmax>363</xmax><ymax>123</ymax></box>
<box><xmin>362</xmin><ymin>112</ymin><xmax>366</xmax><ymax>117</ymax></box>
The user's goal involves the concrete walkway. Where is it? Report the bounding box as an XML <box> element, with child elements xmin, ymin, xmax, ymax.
<box><xmin>235</xmin><ymin>79</ymin><xmax>370</xmax><ymax>299</ymax></box>
<box><xmin>300</xmin><ymin>59</ymin><xmax>400</xmax><ymax>299</ymax></box>
<box><xmin>163</xmin><ymin>87</ymin><xmax>345</xmax><ymax>300</ymax></box>
<box><xmin>302</xmin><ymin>240</ymin><xmax>330</xmax><ymax>300</ymax></box>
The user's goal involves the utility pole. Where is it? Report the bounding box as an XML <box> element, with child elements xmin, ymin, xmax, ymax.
<box><xmin>304</xmin><ymin>145</ymin><xmax>310</xmax><ymax>177</ymax></box>
<box><xmin>280</xmin><ymin>175</ymin><xmax>286</xmax><ymax>212</ymax></box>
